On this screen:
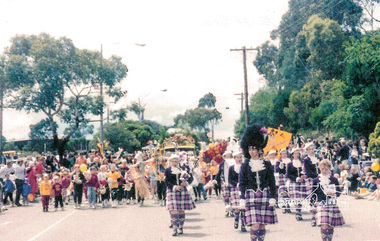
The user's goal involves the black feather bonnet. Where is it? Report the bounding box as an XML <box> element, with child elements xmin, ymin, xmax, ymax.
<box><xmin>240</xmin><ymin>124</ymin><xmax>268</xmax><ymax>159</ymax></box>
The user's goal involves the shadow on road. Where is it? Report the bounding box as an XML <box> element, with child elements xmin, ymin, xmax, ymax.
<box><xmin>186</xmin><ymin>218</ymin><xmax>205</xmax><ymax>222</ymax></box>
<box><xmin>186</xmin><ymin>212</ymin><xmax>200</xmax><ymax>216</ymax></box>
<box><xmin>185</xmin><ymin>225</ymin><xmax>201</xmax><ymax>230</ymax></box>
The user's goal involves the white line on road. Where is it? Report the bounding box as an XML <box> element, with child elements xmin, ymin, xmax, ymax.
<box><xmin>1</xmin><ymin>221</ymin><xmax>11</xmax><ymax>226</ymax></box>
<box><xmin>27</xmin><ymin>210</ymin><xmax>76</xmax><ymax>241</ymax></box>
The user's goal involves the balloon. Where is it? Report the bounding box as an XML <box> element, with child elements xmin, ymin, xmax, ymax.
<box><xmin>371</xmin><ymin>162</ymin><xmax>379</xmax><ymax>172</ymax></box>
<box><xmin>28</xmin><ymin>193</ymin><xmax>35</xmax><ymax>202</ymax></box>
<box><xmin>80</xmin><ymin>164</ymin><xmax>87</xmax><ymax>172</ymax></box>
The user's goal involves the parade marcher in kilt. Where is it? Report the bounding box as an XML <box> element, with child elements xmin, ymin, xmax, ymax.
<box><xmin>228</xmin><ymin>151</ymin><xmax>247</xmax><ymax>232</ymax></box>
<box><xmin>303</xmin><ymin>142</ymin><xmax>321</xmax><ymax>227</ymax></box>
<box><xmin>239</xmin><ymin>124</ymin><xmax>278</xmax><ymax>241</ymax></box>
<box><xmin>286</xmin><ymin>148</ymin><xmax>308</xmax><ymax>221</ymax></box>
<box><xmin>277</xmin><ymin>148</ymin><xmax>292</xmax><ymax>214</ymax></box>
<box><xmin>165</xmin><ymin>155</ymin><xmax>196</xmax><ymax>236</ymax></box>
<box><xmin>216</xmin><ymin>151</ymin><xmax>235</xmax><ymax>217</ymax></box>
<box><xmin>310</xmin><ymin>160</ymin><xmax>345</xmax><ymax>241</ymax></box>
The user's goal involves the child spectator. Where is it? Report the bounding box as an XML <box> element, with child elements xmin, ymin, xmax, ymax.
<box><xmin>107</xmin><ymin>164</ymin><xmax>120</xmax><ymax>208</ymax></box>
<box><xmin>61</xmin><ymin>169</ymin><xmax>71</xmax><ymax>205</ymax></box>
<box><xmin>22</xmin><ymin>178</ymin><xmax>32</xmax><ymax>205</ymax></box>
<box><xmin>354</xmin><ymin>176</ymin><xmax>378</xmax><ymax>199</ymax></box>
<box><xmin>98</xmin><ymin>165</ymin><xmax>110</xmax><ymax>208</ymax></box>
<box><xmin>3</xmin><ymin>173</ymin><xmax>15</xmax><ymax>208</ymax></box>
<box><xmin>40</xmin><ymin>174</ymin><xmax>52</xmax><ymax>212</ymax></box>
<box><xmin>124</xmin><ymin>169</ymin><xmax>136</xmax><ymax>205</ymax></box>
<box><xmin>346</xmin><ymin>167</ymin><xmax>360</xmax><ymax>194</ymax></box>
<box><xmin>86</xmin><ymin>166</ymin><xmax>99</xmax><ymax>209</ymax></box>
<box><xmin>52</xmin><ymin>176</ymin><xmax>64</xmax><ymax>211</ymax></box>
<box><xmin>71</xmin><ymin>164</ymin><xmax>85</xmax><ymax>209</ymax></box>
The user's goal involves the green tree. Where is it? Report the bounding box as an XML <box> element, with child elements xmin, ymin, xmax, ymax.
<box><xmin>198</xmin><ymin>92</ymin><xmax>216</xmax><ymax>108</ymax></box>
<box><xmin>299</xmin><ymin>15</ymin><xmax>348</xmax><ymax>80</ymax></box>
<box><xmin>368</xmin><ymin>121</ymin><xmax>380</xmax><ymax>158</ymax></box>
<box><xmin>174</xmin><ymin>93</ymin><xmax>222</xmax><ymax>140</ymax></box>
<box><xmin>341</xmin><ymin>30</ymin><xmax>380</xmax><ymax>137</ymax></box>
<box><xmin>3</xmin><ymin>33</ymin><xmax>128</xmax><ymax>159</ymax></box>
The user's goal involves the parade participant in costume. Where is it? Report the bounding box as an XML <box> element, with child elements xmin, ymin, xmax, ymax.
<box><xmin>133</xmin><ymin>152</ymin><xmax>150</xmax><ymax>206</ymax></box>
<box><xmin>228</xmin><ymin>151</ymin><xmax>247</xmax><ymax>232</ymax></box>
<box><xmin>71</xmin><ymin>164</ymin><xmax>85</xmax><ymax>209</ymax></box>
<box><xmin>303</xmin><ymin>142</ymin><xmax>321</xmax><ymax>226</ymax></box>
<box><xmin>239</xmin><ymin>124</ymin><xmax>277</xmax><ymax>241</ymax></box>
<box><xmin>165</xmin><ymin>154</ymin><xmax>196</xmax><ymax>236</ymax></box>
<box><xmin>277</xmin><ymin>148</ymin><xmax>292</xmax><ymax>213</ymax></box>
<box><xmin>286</xmin><ymin>148</ymin><xmax>308</xmax><ymax>221</ymax></box>
<box><xmin>216</xmin><ymin>151</ymin><xmax>236</xmax><ymax>216</ymax></box>
<box><xmin>156</xmin><ymin>157</ymin><xmax>167</xmax><ymax>206</ymax></box>
<box><xmin>310</xmin><ymin>160</ymin><xmax>345</xmax><ymax>241</ymax></box>
<box><xmin>124</xmin><ymin>169</ymin><xmax>136</xmax><ymax>204</ymax></box>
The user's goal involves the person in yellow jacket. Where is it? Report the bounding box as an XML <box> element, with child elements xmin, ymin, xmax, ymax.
<box><xmin>40</xmin><ymin>174</ymin><xmax>52</xmax><ymax>212</ymax></box>
<box><xmin>107</xmin><ymin>164</ymin><xmax>121</xmax><ymax>208</ymax></box>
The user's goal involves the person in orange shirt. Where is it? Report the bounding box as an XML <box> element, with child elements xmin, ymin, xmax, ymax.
<box><xmin>40</xmin><ymin>174</ymin><xmax>52</xmax><ymax>212</ymax></box>
<box><xmin>75</xmin><ymin>152</ymin><xmax>87</xmax><ymax>166</ymax></box>
<box><xmin>210</xmin><ymin>160</ymin><xmax>220</xmax><ymax>198</ymax></box>
<box><xmin>107</xmin><ymin>164</ymin><xmax>121</xmax><ymax>208</ymax></box>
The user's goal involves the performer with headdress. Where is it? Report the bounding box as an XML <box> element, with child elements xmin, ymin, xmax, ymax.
<box><xmin>303</xmin><ymin>142</ymin><xmax>322</xmax><ymax>227</ymax></box>
<box><xmin>239</xmin><ymin>124</ymin><xmax>278</xmax><ymax>241</ymax></box>
<box><xmin>132</xmin><ymin>152</ymin><xmax>150</xmax><ymax>206</ymax></box>
<box><xmin>165</xmin><ymin>154</ymin><xmax>196</xmax><ymax>236</ymax></box>
<box><xmin>228</xmin><ymin>151</ymin><xmax>247</xmax><ymax>232</ymax></box>
<box><xmin>286</xmin><ymin>148</ymin><xmax>308</xmax><ymax>221</ymax></box>
<box><xmin>310</xmin><ymin>160</ymin><xmax>345</xmax><ymax>241</ymax></box>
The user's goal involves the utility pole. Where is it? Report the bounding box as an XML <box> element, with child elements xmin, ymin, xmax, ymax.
<box><xmin>234</xmin><ymin>92</ymin><xmax>243</xmax><ymax>112</ymax></box>
<box><xmin>230</xmin><ymin>46</ymin><xmax>257</xmax><ymax>128</ymax></box>
<box><xmin>100</xmin><ymin>44</ymin><xmax>104</xmax><ymax>143</ymax></box>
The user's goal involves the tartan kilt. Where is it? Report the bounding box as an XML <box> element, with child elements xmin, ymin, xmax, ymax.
<box><xmin>229</xmin><ymin>186</ymin><xmax>241</xmax><ymax>209</ymax></box>
<box><xmin>316</xmin><ymin>204</ymin><xmax>345</xmax><ymax>227</ymax></box>
<box><xmin>287</xmin><ymin>180</ymin><xmax>309</xmax><ymax>200</ymax></box>
<box><xmin>166</xmin><ymin>188</ymin><xmax>196</xmax><ymax>211</ymax></box>
<box><xmin>278</xmin><ymin>174</ymin><xmax>288</xmax><ymax>196</ymax></box>
<box><xmin>305</xmin><ymin>178</ymin><xmax>314</xmax><ymax>194</ymax></box>
<box><xmin>221</xmin><ymin>181</ymin><xmax>231</xmax><ymax>198</ymax></box>
<box><xmin>245</xmin><ymin>188</ymin><xmax>278</xmax><ymax>225</ymax></box>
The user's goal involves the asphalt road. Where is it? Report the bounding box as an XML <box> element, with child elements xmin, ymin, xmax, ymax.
<box><xmin>1</xmin><ymin>194</ymin><xmax>379</xmax><ymax>241</ymax></box>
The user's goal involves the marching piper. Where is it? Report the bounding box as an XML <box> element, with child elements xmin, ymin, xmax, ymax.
<box><xmin>165</xmin><ymin>155</ymin><xmax>196</xmax><ymax>236</ymax></box>
<box><xmin>239</xmin><ymin>124</ymin><xmax>278</xmax><ymax>241</ymax></box>
<box><xmin>215</xmin><ymin>150</ymin><xmax>235</xmax><ymax>217</ymax></box>
<box><xmin>286</xmin><ymin>148</ymin><xmax>308</xmax><ymax>221</ymax></box>
<box><xmin>303</xmin><ymin>142</ymin><xmax>321</xmax><ymax>226</ymax></box>
<box><xmin>228</xmin><ymin>151</ymin><xmax>247</xmax><ymax>232</ymax></box>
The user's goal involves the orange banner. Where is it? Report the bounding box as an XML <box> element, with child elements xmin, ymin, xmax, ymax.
<box><xmin>263</xmin><ymin>127</ymin><xmax>292</xmax><ymax>159</ymax></box>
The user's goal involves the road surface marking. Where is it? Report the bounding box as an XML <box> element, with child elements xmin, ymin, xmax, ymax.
<box><xmin>27</xmin><ymin>210</ymin><xmax>76</xmax><ymax>241</ymax></box>
<box><xmin>1</xmin><ymin>221</ymin><xmax>11</xmax><ymax>226</ymax></box>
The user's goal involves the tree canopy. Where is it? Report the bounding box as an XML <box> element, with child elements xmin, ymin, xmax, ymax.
<box><xmin>2</xmin><ymin>33</ymin><xmax>128</xmax><ymax>157</ymax></box>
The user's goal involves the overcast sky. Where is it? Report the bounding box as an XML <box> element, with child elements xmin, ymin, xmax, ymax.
<box><xmin>0</xmin><ymin>0</ymin><xmax>290</xmax><ymax>141</ymax></box>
